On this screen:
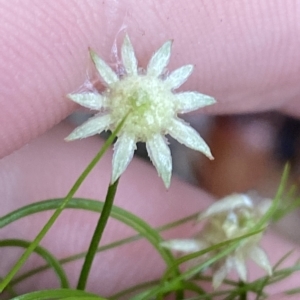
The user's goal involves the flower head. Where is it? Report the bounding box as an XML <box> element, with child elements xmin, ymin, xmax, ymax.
<box><xmin>161</xmin><ymin>193</ymin><xmax>273</xmax><ymax>288</ymax></box>
<box><xmin>66</xmin><ymin>34</ymin><xmax>215</xmax><ymax>188</ymax></box>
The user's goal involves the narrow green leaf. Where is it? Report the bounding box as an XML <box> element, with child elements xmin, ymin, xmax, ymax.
<box><xmin>10</xmin><ymin>288</ymin><xmax>103</xmax><ymax>300</ymax></box>
<box><xmin>0</xmin><ymin>117</ymin><xmax>127</xmax><ymax>292</ymax></box>
<box><xmin>0</xmin><ymin>275</ymin><xmax>17</xmax><ymax>297</ymax></box>
<box><xmin>14</xmin><ymin>213</ymin><xmax>197</xmax><ymax>298</ymax></box>
<box><xmin>0</xmin><ymin>198</ymin><xmax>177</xmax><ymax>283</ymax></box>
<box><xmin>180</xmin><ymin>280</ymin><xmax>206</xmax><ymax>295</ymax></box>
<box><xmin>0</xmin><ymin>239</ymin><xmax>69</xmax><ymax>288</ymax></box>
<box><xmin>272</xmin><ymin>250</ymin><xmax>294</xmax><ymax>271</ymax></box>
<box><xmin>110</xmin><ymin>279</ymin><xmax>160</xmax><ymax>300</ymax></box>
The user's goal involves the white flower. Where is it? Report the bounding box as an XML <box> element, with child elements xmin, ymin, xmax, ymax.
<box><xmin>66</xmin><ymin>34</ymin><xmax>215</xmax><ymax>188</ymax></box>
<box><xmin>161</xmin><ymin>193</ymin><xmax>273</xmax><ymax>288</ymax></box>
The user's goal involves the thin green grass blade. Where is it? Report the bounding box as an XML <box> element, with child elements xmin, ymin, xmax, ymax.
<box><xmin>272</xmin><ymin>250</ymin><xmax>294</xmax><ymax>271</ymax></box>
<box><xmin>11</xmin><ymin>234</ymin><xmax>141</xmax><ymax>286</ymax></box>
<box><xmin>110</xmin><ymin>279</ymin><xmax>161</xmax><ymax>300</ymax></box>
<box><xmin>17</xmin><ymin>213</ymin><xmax>197</xmax><ymax>299</ymax></box>
<box><xmin>9</xmin><ymin>288</ymin><xmax>103</xmax><ymax>300</ymax></box>
<box><xmin>0</xmin><ymin>239</ymin><xmax>69</xmax><ymax>288</ymax></box>
<box><xmin>7</xmin><ymin>213</ymin><xmax>197</xmax><ymax>286</ymax></box>
<box><xmin>0</xmin><ymin>117</ymin><xmax>127</xmax><ymax>292</ymax></box>
<box><xmin>0</xmin><ymin>198</ymin><xmax>176</xmax><ymax>277</ymax></box>
<box><xmin>0</xmin><ymin>276</ymin><xmax>17</xmax><ymax>297</ymax></box>
<box><xmin>256</xmin><ymin>163</ymin><xmax>290</xmax><ymax>227</ymax></box>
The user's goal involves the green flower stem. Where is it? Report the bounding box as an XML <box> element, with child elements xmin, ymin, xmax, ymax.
<box><xmin>0</xmin><ymin>118</ymin><xmax>126</xmax><ymax>293</ymax></box>
<box><xmin>77</xmin><ymin>179</ymin><xmax>119</xmax><ymax>290</ymax></box>
<box><xmin>238</xmin><ymin>281</ymin><xmax>247</xmax><ymax>300</ymax></box>
<box><xmin>8</xmin><ymin>210</ymin><xmax>198</xmax><ymax>287</ymax></box>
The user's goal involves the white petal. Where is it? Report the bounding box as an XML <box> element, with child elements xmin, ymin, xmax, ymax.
<box><xmin>165</xmin><ymin>65</ymin><xmax>194</xmax><ymax>89</ymax></box>
<box><xmin>168</xmin><ymin>118</ymin><xmax>213</xmax><ymax>159</ymax></box>
<box><xmin>67</xmin><ymin>93</ymin><xmax>104</xmax><ymax>110</ymax></box>
<box><xmin>146</xmin><ymin>134</ymin><xmax>172</xmax><ymax>188</ymax></box>
<box><xmin>174</xmin><ymin>92</ymin><xmax>216</xmax><ymax>113</ymax></box>
<box><xmin>65</xmin><ymin>114</ymin><xmax>111</xmax><ymax>141</ymax></box>
<box><xmin>121</xmin><ymin>34</ymin><xmax>138</xmax><ymax>75</ymax></box>
<box><xmin>147</xmin><ymin>40</ymin><xmax>172</xmax><ymax>77</ymax></box>
<box><xmin>233</xmin><ymin>254</ymin><xmax>247</xmax><ymax>282</ymax></box>
<box><xmin>161</xmin><ymin>239</ymin><xmax>206</xmax><ymax>253</ymax></box>
<box><xmin>90</xmin><ymin>50</ymin><xmax>118</xmax><ymax>86</ymax></box>
<box><xmin>213</xmin><ymin>259</ymin><xmax>232</xmax><ymax>289</ymax></box>
<box><xmin>249</xmin><ymin>246</ymin><xmax>272</xmax><ymax>276</ymax></box>
<box><xmin>199</xmin><ymin>194</ymin><xmax>253</xmax><ymax>220</ymax></box>
<box><xmin>111</xmin><ymin>134</ymin><xmax>136</xmax><ymax>183</ymax></box>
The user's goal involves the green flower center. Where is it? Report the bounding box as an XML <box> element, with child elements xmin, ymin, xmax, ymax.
<box><xmin>108</xmin><ymin>75</ymin><xmax>175</xmax><ymax>141</ymax></box>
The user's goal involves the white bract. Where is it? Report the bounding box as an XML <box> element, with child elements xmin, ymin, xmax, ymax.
<box><xmin>66</xmin><ymin>34</ymin><xmax>215</xmax><ymax>188</ymax></box>
<box><xmin>161</xmin><ymin>193</ymin><xmax>273</xmax><ymax>288</ymax></box>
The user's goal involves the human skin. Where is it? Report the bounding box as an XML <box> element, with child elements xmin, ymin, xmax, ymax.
<box><xmin>0</xmin><ymin>0</ymin><xmax>300</xmax><ymax>298</ymax></box>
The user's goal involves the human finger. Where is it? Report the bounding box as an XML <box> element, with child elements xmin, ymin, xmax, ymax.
<box><xmin>1</xmin><ymin>0</ymin><xmax>300</xmax><ymax>159</ymax></box>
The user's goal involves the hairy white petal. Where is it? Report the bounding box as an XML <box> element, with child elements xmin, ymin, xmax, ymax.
<box><xmin>65</xmin><ymin>114</ymin><xmax>111</xmax><ymax>141</ymax></box>
<box><xmin>147</xmin><ymin>40</ymin><xmax>172</xmax><ymax>77</ymax></box>
<box><xmin>67</xmin><ymin>93</ymin><xmax>104</xmax><ymax>110</ymax></box>
<box><xmin>233</xmin><ymin>254</ymin><xmax>247</xmax><ymax>282</ymax></box>
<box><xmin>199</xmin><ymin>194</ymin><xmax>253</xmax><ymax>220</ymax></box>
<box><xmin>213</xmin><ymin>258</ymin><xmax>233</xmax><ymax>289</ymax></box>
<box><xmin>175</xmin><ymin>92</ymin><xmax>216</xmax><ymax>113</ymax></box>
<box><xmin>213</xmin><ymin>267</ymin><xmax>227</xmax><ymax>289</ymax></box>
<box><xmin>111</xmin><ymin>134</ymin><xmax>136</xmax><ymax>183</ymax></box>
<box><xmin>121</xmin><ymin>34</ymin><xmax>138</xmax><ymax>75</ymax></box>
<box><xmin>90</xmin><ymin>50</ymin><xmax>118</xmax><ymax>86</ymax></box>
<box><xmin>161</xmin><ymin>239</ymin><xmax>206</xmax><ymax>253</ymax></box>
<box><xmin>146</xmin><ymin>134</ymin><xmax>172</xmax><ymax>188</ymax></box>
<box><xmin>168</xmin><ymin>118</ymin><xmax>213</xmax><ymax>160</ymax></box>
<box><xmin>165</xmin><ymin>65</ymin><xmax>194</xmax><ymax>89</ymax></box>
<box><xmin>249</xmin><ymin>246</ymin><xmax>272</xmax><ymax>275</ymax></box>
